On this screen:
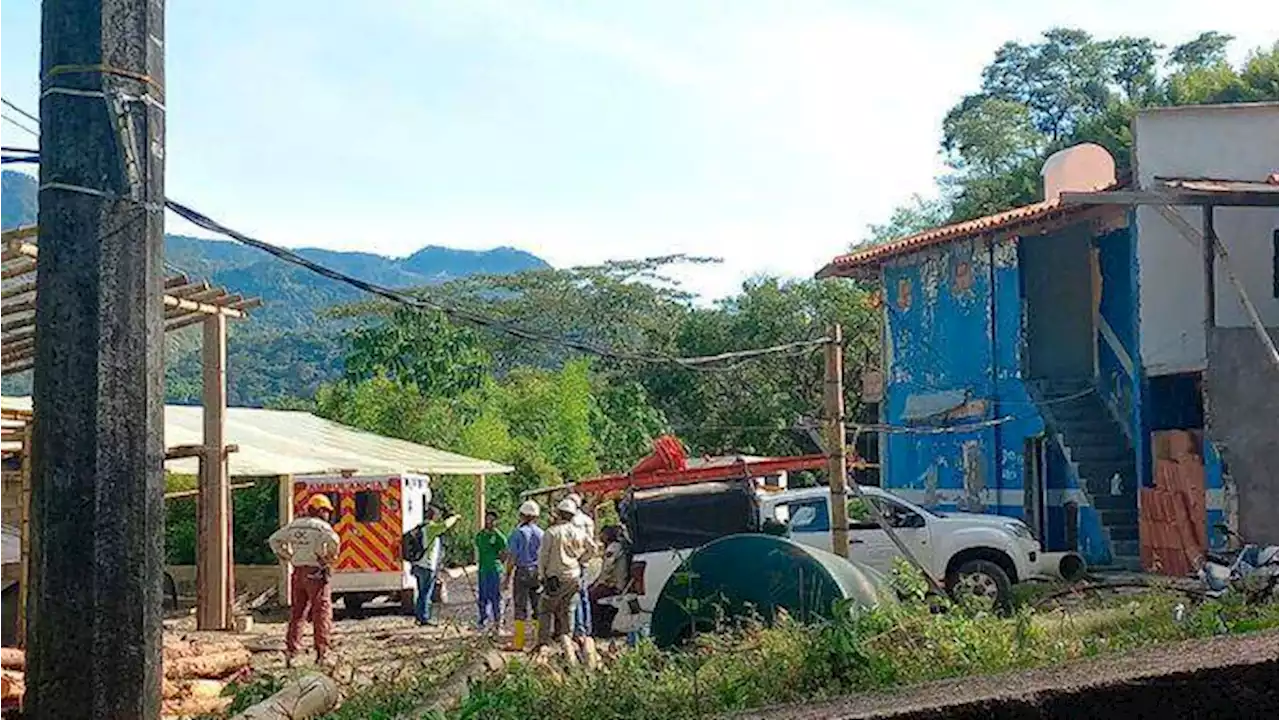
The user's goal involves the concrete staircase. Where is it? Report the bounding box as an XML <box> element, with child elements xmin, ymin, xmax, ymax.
<box><xmin>1031</xmin><ymin>377</ymin><xmax>1140</xmax><ymax>570</ymax></box>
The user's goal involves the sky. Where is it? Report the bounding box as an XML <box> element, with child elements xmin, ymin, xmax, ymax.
<box><xmin>1</xmin><ymin>1</ymin><xmax>1274</xmax><ymax>300</ymax></box>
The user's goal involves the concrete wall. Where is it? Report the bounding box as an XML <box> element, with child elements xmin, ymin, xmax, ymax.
<box><xmin>1134</xmin><ymin>103</ymin><xmax>1280</xmax><ymax>376</ymax></box>
<box><xmin>1205</xmin><ymin>327</ymin><xmax>1279</xmax><ymax>545</ymax></box>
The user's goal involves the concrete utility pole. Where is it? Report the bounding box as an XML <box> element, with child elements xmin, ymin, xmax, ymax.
<box><xmin>823</xmin><ymin>324</ymin><xmax>851</xmax><ymax>558</ymax></box>
<box><xmin>29</xmin><ymin>0</ymin><xmax>166</xmax><ymax>716</ymax></box>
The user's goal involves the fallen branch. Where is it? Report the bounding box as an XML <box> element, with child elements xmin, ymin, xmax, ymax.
<box><xmin>230</xmin><ymin>673</ymin><xmax>339</xmax><ymax>720</ymax></box>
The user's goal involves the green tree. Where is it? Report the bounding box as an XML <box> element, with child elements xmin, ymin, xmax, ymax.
<box><xmin>344</xmin><ymin>306</ymin><xmax>490</xmax><ymax>398</ymax></box>
<box><xmin>856</xmin><ymin>193</ymin><xmax>951</xmax><ymax>249</ymax></box>
<box><xmin>1168</xmin><ymin>31</ymin><xmax>1235</xmax><ymax>70</ymax></box>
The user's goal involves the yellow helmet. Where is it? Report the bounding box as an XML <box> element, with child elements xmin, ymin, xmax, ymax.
<box><xmin>307</xmin><ymin>494</ymin><xmax>334</xmax><ymax>513</ymax></box>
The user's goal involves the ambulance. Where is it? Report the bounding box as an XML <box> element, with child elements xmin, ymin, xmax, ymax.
<box><xmin>292</xmin><ymin>473</ymin><xmax>431</xmax><ymax>613</ymax></box>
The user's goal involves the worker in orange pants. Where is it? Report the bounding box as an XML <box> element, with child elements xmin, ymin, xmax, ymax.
<box><xmin>268</xmin><ymin>494</ymin><xmax>341</xmax><ymax>666</ymax></box>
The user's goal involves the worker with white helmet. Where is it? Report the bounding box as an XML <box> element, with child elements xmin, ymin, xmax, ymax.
<box><xmin>566</xmin><ymin>492</ymin><xmax>600</xmax><ymax>637</ymax></box>
<box><xmin>267</xmin><ymin>493</ymin><xmax>341</xmax><ymax>667</ymax></box>
<box><xmin>536</xmin><ymin>497</ymin><xmax>591</xmax><ymax>649</ymax></box>
<box><xmin>504</xmin><ymin>499</ymin><xmax>544</xmax><ymax>650</ymax></box>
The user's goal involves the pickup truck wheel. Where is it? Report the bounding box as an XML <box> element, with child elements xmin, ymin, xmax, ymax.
<box><xmin>947</xmin><ymin>560</ymin><xmax>1013</xmax><ymax>615</ymax></box>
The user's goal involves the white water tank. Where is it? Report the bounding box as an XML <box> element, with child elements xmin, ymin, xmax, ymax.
<box><xmin>1041</xmin><ymin>143</ymin><xmax>1116</xmax><ymax>201</ymax></box>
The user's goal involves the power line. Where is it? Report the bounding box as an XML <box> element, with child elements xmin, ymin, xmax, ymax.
<box><xmin>1</xmin><ymin>114</ymin><xmax>39</xmax><ymax>138</ymax></box>
<box><xmin>1</xmin><ymin>98</ymin><xmax>40</xmax><ymax>127</ymax></box>
<box><xmin>0</xmin><ymin>147</ymin><xmax>831</xmax><ymax>370</ymax></box>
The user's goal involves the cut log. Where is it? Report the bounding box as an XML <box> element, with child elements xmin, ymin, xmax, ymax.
<box><xmin>1</xmin><ymin>669</ymin><xmax>24</xmax><ymax>704</ymax></box>
<box><xmin>164</xmin><ymin>678</ymin><xmax>226</xmax><ymax>700</ymax></box>
<box><xmin>165</xmin><ymin>649</ymin><xmax>252</xmax><ymax>679</ymax></box>
<box><xmin>411</xmin><ymin>649</ymin><xmax>509</xmax><ymax>715</ymax></box>
<box><xmin>230</xmin><ymin>673</ymin><xmax>339</xmax><ymax>720</ymax></box>
<box><xmin>0</xmin><ymin>648</ymin><xmax>24</xmax><ymax>670</ymax></box>
<box><xmin>163</xmin><ymin>637</ymin><xmax>248</xmax><ymax>660</ymax></box>
<box><xmin>162</xmin><ymin>694</ymin><xmax>233</xmax><ymax>719</ymax></box>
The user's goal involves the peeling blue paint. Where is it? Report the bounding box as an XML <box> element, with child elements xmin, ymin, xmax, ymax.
<box><xmin>879</xmin><ymin>234</ymin><xmax>1116</xmax><ymax>566</ymax></box>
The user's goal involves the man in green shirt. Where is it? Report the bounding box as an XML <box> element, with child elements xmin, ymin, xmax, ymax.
<box><xmin>474</xmin><ymin>510</ymin><xmax>506</xmax><ymax>631</ymax></box>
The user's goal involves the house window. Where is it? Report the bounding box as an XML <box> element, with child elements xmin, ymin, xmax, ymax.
<box><xmin>896</xmin><ymin>278</ymin><xmax>912</xmax><ymax>311</ymax></box>
<box><xmin>354</xmin><ymin>490</ymin><xmax>381</xmax><ymax>523</ymax></box>
<box><xmin>953</xmin><ymin>260</ymin><xmax>973</xmax><ymax>293</ymax></box>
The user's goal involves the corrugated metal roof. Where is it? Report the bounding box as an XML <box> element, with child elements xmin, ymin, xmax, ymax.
<box><xmin>0</xmin><ymin>396</ymin><xmax>513</xmax><ymax>477</ymax></box>
<box><xmin>817</xmin><ymin>197</ymin><xmax>1095</xmax><ymax>278</ymax></box>
<box><xmin>1155</xmin><ymin>176</ymin><xmax>1280</xmax><ymax>194</ymax></box>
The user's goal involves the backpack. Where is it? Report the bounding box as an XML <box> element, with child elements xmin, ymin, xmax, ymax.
<box><xmin>401</xmin><ymin>525</ymin><xmax>426</xmax><ymax>563</ymax></box>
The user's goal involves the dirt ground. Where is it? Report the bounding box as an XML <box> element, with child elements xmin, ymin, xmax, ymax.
<box><xmin>164</xmin><ymin>571</ymin><xmax>500</xmax><ymax>689</ymax></box>
<box><xmin>738</xmin><ymin>632</ymin><xmax>1279</xmax><ymax>720</ymax></box>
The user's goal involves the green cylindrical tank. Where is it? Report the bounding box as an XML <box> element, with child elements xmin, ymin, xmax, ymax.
<box><xmin>650</xmin><ymin>534</ymin><xmax>894</xmax><ymax>648</ymax></box>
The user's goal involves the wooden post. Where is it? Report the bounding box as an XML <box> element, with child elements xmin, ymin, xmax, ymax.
<box><xmin>17</xmin><ymin>422</ymin><xmax>31</xmax><ymax>648</ymax></box>
<box><xmin>1203</xmin><ymin>205</ymin><xmax>1216</xmax><ymax>340</ymax></box>
<box><xmin>197</xmin><ymin>313</ymin><xmax>232</xmax><ymax>630</ymax></box>
<box><xmin>823</xmin><ymin>324</ymin><xmax>850</xmax><ymax>558</ymax></box>
<box><xmin>277</xmin><ymin>475</ymin><xmax>294</xmax><ymax>607</ymax></box>
<box><xmin>475</xmin><ymin>474</ymin><xmax>487</xmax><ymax>531</ymax></box>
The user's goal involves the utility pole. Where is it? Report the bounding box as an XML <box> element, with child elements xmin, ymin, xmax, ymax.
<box><xmin>823</xmin><ymin>324</ymin><xmax>850</xmax><ymax>558</ymax></box>
<box><xmin>29</xmin><ymin>0</ymin><xmax>166</xmax><ymax>717</ymax></box>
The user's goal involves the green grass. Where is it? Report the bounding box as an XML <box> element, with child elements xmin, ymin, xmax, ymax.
<box><xmin>217</xmin><ymin>567</ymin><xmax>1277</xmax><ymax>720</ymax></box>
<box><xmin>449</xmin><ymin>576</ymin><xmax>1276</xmax><ymax>720</ymax></box>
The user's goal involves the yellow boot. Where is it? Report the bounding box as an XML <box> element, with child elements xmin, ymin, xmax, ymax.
<box><xmin>510</xmin><ymin>620</ymin><xmax>526</xmax><ymax>651</ymax></box>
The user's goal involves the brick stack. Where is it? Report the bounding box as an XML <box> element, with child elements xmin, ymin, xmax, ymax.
<box><xmin>1139</xmin><ymin>430</ymin><xmax>1207</xmax><ymax>576</ymax></box>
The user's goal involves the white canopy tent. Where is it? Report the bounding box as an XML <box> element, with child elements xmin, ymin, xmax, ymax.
<box><xmin>0</xmin><ymin>397</ymin><xmax>513</xmax><ymax>477</ymax></box>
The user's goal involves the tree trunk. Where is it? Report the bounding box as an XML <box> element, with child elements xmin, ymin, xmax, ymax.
<box><xmin>230</xmin><ymin>673</ymin><xmax>339</xmax><ymax>720</ymax></box>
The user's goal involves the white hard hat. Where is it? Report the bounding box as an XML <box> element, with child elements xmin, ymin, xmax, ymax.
<box><xmin>567</xmin><ymin>492</ymin><xmax>582</xmax><ymax>506</ymax></box>
<box><xmin>556</xmin><ymin>497</ymin><xmax>578</xmax><ymax>515</ymax></box>
<box><xmin>518</xmin><ymin>500</ymin><xmax>541</xmax><ymax>517</ymax></box>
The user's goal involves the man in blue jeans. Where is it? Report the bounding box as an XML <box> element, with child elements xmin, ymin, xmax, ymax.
<box><xmin>411</xmin><ymin>506</ymin><xmax>458</xmax><ymax>626</ymax></box>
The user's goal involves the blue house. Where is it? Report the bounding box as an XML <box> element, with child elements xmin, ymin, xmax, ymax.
<box><xmin>820</xmin><ymin>115</ymin><xmax>1278</xmax><ymax>568</ymax></box>
<box><xmin>818</xmin><ymin>144</ymin><xmax>1145</xmax><ymax>568</ymax></box>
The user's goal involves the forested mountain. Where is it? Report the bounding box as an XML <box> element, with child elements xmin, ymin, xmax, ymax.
<box><xmin>0</xmin><ymin>170</ymin><xmax>549</xmax><ymax>404</ymax></box>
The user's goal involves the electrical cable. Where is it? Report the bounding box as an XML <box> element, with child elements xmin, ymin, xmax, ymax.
<box><xmin>1</xmin><ymin>114</ymin><xmax>39</xmax><ymax>138</ymax></box>
<box><xmin>1</xmin><ymin>99</ymin><xmax>40</xmax><ymax>126</ymax></box>
<box><xmin>0</xmin><ymin>145</ymin><xmax>831</xmax><ymax>371</ymax></box>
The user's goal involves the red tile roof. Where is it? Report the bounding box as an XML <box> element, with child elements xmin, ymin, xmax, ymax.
<box><xmin>816</xmin><ymin>197</ymin><xmax>1095</xmax><ymax>279</ymax></box>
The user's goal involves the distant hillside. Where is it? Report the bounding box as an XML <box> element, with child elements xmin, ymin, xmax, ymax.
<box><xmin>0</xmin><ymin>169</ymin><xmax>550</xmax><ymax>404</ymax></box>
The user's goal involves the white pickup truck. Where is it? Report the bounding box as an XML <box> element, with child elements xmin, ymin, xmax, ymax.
<box><xmin>608</xmin><ymin>482</ymin><xmax>1084</xmax><ymax>634</ymax></box>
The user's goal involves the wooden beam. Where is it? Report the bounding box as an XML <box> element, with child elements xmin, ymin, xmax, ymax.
<box><xmin>2</xmin><ymin>298</ymin><xmax>37</xmax><ymax>317</ymax></box>
<box><xmin>18</xmin><ymin>422</ymin><xmax>31</xmax><ymax>647</ymax></box>
<box><xmin>1062</xmin><ymin>189</ymin><xmax>1279</xmax><ymax>208</ymax></box>
<box><xmin>165</xmin><ymin>280</ymin><xmax>212</xmax><ymax>299</ymax></box>
<box><xmin>165</xmin><ymin>481</ymin><xmax>254</xmax><ymax>501</ymax></box>
<box><xmin>197</xmin><ymin>313</ymin><xmax>232</xmax><ymax>630</ymax></box>
<box><xmin>164</xmin><ymin>274</ymin><xmax>191</xmax><ymax>289</ymax></box>
<box><xmin>1203</xmin><ymin>206</ymin><xmax>1217</xmax><ymax>342</ymax></box>
<box><xmin>1</xmin><ymin>259</ymin><xmax>36</xmax><ymax>280</ymax></box>
<box><xmin>163</xmin><ymin>293</ymin><xmax>246</xmax><ymax>319</ymax></box>
<box><xmin>277</xmin><ymin>475</ymin><xmax>294</xmax><ymax>608</ymax></box>
<box><xmin>0</xmin><ymin>225</ymin><xmax>39</xmax><ymax>243</ymax></box>
<box><xmin>1</xmin><ymin>279</ymin><xmax>37</xmax><ymax>301</ymax></box>
<box><xmin>2</xmin><ymin>359</ymin><xmax>33</xmax><ymax>375</ymax></box>
<box><xmin>164</xmin><ymin>443</ymin><xmax>239</xmax><ymax>461</ymax></box>
<box><xmin>475</xmin><ymin>474</ymin><xmax>486</xmax><ymax>532</ymax></box>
